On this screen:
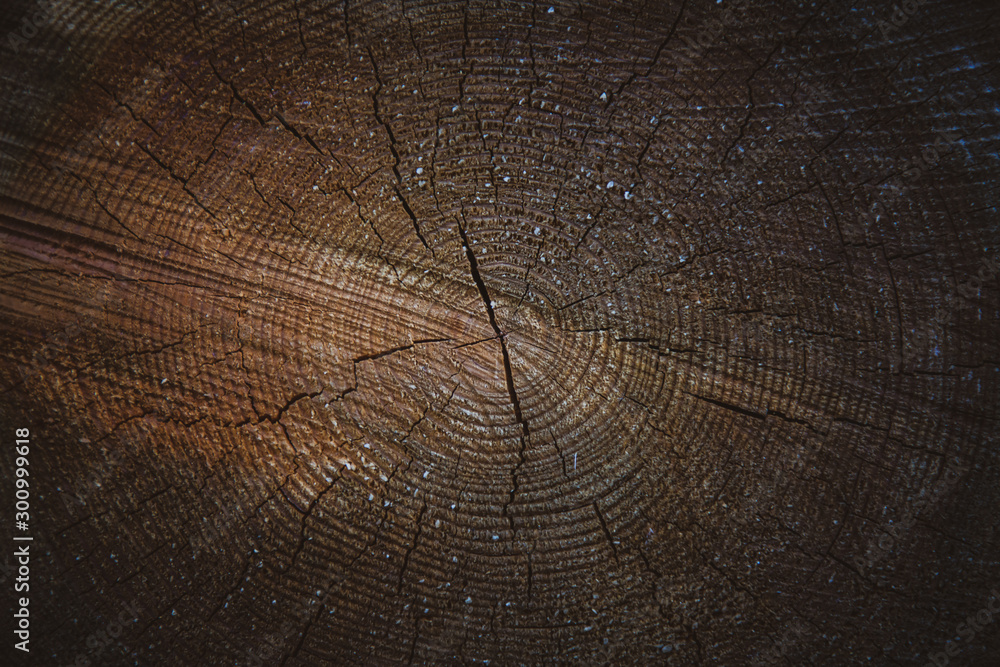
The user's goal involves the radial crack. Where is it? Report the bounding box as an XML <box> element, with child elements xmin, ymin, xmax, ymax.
<box><xmin>455</xmin><ymin>215</ymin><xmax>531</xmax><ymax>533</ymax></box>
<box><xmin>593</xmin><ymin>500</ymin><xmax>619</xmax><ymax>561</ymax></box>
<box><xmin>397</xmin><ymin>497</ymin><xmax>427</xmax><ymax>594</ymax></box>
<box><xmin>366</xmin><ymin>46</ymin><xmax>431</xmax><ymax>252</ymax></box>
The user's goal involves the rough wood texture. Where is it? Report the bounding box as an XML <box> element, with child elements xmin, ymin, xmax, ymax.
<box><xmin>1</xmin><ymin>0</ymin><xmax>998</xmax><ymax>664</ymax></box>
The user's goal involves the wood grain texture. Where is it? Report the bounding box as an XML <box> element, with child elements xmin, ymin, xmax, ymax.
<box><xmin>1</xmin><ymin>0</ymin><xmax>998</xmax><ymax>664</ymax></box>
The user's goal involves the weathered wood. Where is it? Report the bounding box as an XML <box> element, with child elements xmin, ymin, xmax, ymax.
<box><xmin>1</xmin><ymin>0</ymin><xmax>998</xmax><ymax>664</ymax></box>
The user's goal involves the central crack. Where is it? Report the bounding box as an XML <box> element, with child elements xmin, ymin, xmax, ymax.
<box><xmin>456</xmin><ymin>216</ymin><xmax>529</xmax><ymax>533</ymax></box>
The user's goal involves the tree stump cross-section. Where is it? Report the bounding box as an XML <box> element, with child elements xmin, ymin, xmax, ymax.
<box><xmin>0</xmin><ymin>0</ymin><xmax>998</xmax><ymax>664</ymax></box>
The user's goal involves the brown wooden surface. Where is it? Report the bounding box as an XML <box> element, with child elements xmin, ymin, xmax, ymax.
<box><xmin>1</xmin><ymin>0</ymin><xmax>999</xmax><ymax>664</ymax></box>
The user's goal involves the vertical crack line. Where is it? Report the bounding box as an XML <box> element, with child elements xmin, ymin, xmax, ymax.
<box><xmin>406</xmin><ymin>615</ymin><xmax>421</xmax><ymax>666</ymax></box>
<box><xmin>366</xmin><ymin>45</ymin><xmax>431</xmax><ymax>252</ymax></box>
<box><xmin>637</xmin><ymin>546</ymin><xmax>668</xmax><ymax>619</ymax></box>
<box><xmin>284</xmin><ymin>476</ymin><xmax>340</xmax><ymax>574</ymax></box>
<box><xmin>526</xmin><ymin>549</ymin><xmax>534</xmax><ymax>606</ymax></box>
<box><xmin>397</xmin><ymin>497</ymin><xmax>427</xmax><ymax>594</ymax></box>
<box><xmin>593</xmin><ymin>500</ymin><xmax>619</xmax><ymax>562</ymax></box>
<box><xmin>455</xmin><ymin>216</ymin><xmax>530</xmax><ymax>534</ymax></box>
<box><xmin>455</xmin><ymin>215</ymin><xmax>502</xmax><ymax>335</ymax></box>
<box><xmin>395</xmin><ymin>185</ymin><xmax>432</xmax><ymax>252</ymax></box>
